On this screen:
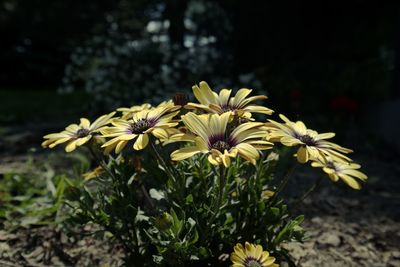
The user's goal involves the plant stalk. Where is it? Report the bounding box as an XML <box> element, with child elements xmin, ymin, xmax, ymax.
<box><xmin>266</xmin><ymin>163</ymin><xmax>297</xmax><ymax>209</ymax></box>
<box><xmin>150</xmin><ymin>141</ymin><xmax>175</xmax><ymax>181</ymax></box>
<box><xmin>291</xmin><ymin>175</ymin><xmax>324</xmax><ymax>210</ymax></box>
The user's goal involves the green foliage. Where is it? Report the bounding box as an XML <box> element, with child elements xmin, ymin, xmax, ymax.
<box><xmin>65</xmin><ymin>147</ymin><xmax>306</xmax><ymax>266</ymax></box>
<box><xmin>0</xmin><ymin>165</ymin><xmax>77</xmax><ymax>230</ymax></box>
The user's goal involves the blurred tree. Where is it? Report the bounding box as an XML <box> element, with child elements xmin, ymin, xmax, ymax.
<box><xmin>0</xmin><ymin>0</ymin><xmax>148</xmax><ymax>89</ymax></box>
<box><xmin>0</xmin><ymin>0</ymin><xmax>398</xmax><ymax>119</ymax></box>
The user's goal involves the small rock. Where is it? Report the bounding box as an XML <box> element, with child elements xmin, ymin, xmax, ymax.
<box><xmin>318</xmin><ymin>233</ymin><xmax>341</xmax><ymax>247</ymax></box>
<box><xmin>392</xmin><ymin>251</ymin><xmax>400</xmax><ymax>259</ymax></box>
<box><xmin>311</xmin><ymin>216</ymin><xmax>323</xmax><ymax>224</ymax></box>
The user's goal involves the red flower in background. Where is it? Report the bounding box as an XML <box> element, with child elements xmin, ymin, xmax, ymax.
<box><xmin>289</xmin><ymin>88</ymin><xmax>302</xmax><ymax>111</ymax></box>
<box><xmin>330</xmin><ymin>96</ymin><xmax>359</xmax><ymax>113</ymax></box>
<box><xmin>290</xmin><ymin>88</ymin><xmax>302</xmax><ymax>101</ymax></box>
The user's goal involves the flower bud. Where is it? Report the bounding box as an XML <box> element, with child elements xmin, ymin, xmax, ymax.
<box><xmin>154</xmin><ymin>212</ymin><xmax>174</xmax><ymax>231</ymax></box>
<box><xmin>173</xmin><ymin>93</ymin><xmax>189</xmax><ymax>106</ymax></box>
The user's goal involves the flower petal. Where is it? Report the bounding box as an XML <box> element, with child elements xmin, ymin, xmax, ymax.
<box><xmin>297</xmin><ymin>146</ymin><xmax>309</xmax><ymax>163</ymax></box>
<box><xmin>133</xmin><ymin>134</ymin><xmax>149</xmax><ymax>150</ymax></box>
<box><xmin>171</xmin><ymin>146</ymin><xmax>201</xmax><ymax>161</ymax></box>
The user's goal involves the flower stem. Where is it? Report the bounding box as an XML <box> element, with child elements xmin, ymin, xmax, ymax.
<box><xmin>87</xmin><ymin>146</ymin><xmax>115</xmax><ymax>180</ymax></box>
<box><xmin>150</xmin><ymin>141</ymin><xmax>175</xmax><ymax>181</ymax></box>
<box><xmin>291</xmin><ymin>175</ymin><xmax>324</xmax><ymax>210</ymax></box>
<box><xmin>216</xmin><ymin>165</ymin><xmax>226</xmax><ymax>213</ymax></box>
<box><xmin>266</xmin><ymin>163</ymin><xmax>297</xmax><ymax>209</ymax></box>
<box><xmin>140</xmin><ymin>183</ymin><xmax>155</xmax><ymax>209</ymax></box>
<box><xmin>202</xmin><ymin>165</ymin><xmax>226</xmax><ymax>244</ymax></box>
<box><xmin>150</xmin><ymin>140</ymin><xmax>187</xmax><ymax>200</ymax></box>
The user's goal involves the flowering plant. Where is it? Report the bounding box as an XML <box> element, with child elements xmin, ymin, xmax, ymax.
<box><xmin>43</xmin><ymin>81</ymin><xmax>367</xmax><ymax>266</ymax></box>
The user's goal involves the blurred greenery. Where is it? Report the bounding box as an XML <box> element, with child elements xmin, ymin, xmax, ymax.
<box><xmin>0</xmin><ymin>170</ymin><xmax>68</xmax><ymax>229</ymax></box>
<box><xmin>0</xmin><ymin>90</ymin><xmax>89</xmax><ymax>124</ymax></box>
<box><xmin>0</xmin><ymin>152</ymin><xmax>89</xmax><ymax>230</ymax></box>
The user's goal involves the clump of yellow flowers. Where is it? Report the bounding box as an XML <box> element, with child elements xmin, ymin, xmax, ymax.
<box><xmin>43</xmin><ymin>81</ymin><xmax>367</xmax><ymax>266</ymax></box>
<box><xmin>44</xmin><ymin>80</ymin><xmax>366</xmax><ymax>189</ymax></box>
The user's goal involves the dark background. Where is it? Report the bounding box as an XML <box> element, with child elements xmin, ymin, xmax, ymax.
<box><xmin>0</xmin><ymin>0</ymin><xmax>399</xmax><ymax>153</ymax></box>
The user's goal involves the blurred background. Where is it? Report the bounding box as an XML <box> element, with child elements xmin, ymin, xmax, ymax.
<box><xmin>1</xmin><ymin>0</ymin><xmax>399</xmax><ymax>128</ymax></box>
<box><xmin>0</xmin><ymin>1</ymin><xmax>399</xmax><ymax>266</ymax></box>
<box><xmin>1</xmin><ymin>0</ymin><xmax>400</xmax><ymax>196</ymax></box>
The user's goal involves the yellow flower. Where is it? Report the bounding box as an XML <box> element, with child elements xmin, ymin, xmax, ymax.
<box><xmin>117</xmin><ymin>103</ymin><xmax>152</xmax><ymax>119</ymax></box>
<box><xmin>265</xmin><ymin>114</ymin><xmax>352</xmax><ymax>163</ymax></box>
<box><xmin>82</xmin><ymin>166</ymin><xmax>104</xmax><ymax>181</ymax></box>
<box><xmin>117</xmin><ymin>100</ymin><xmax>177</xmax><ymax>119</ymax></box>
<box><xmin>261</xmin><ymin>190</ymin><xmax>275</xmax><ymax>200</ymax></box>
<box><xmin>42</xmin><ymin>112</ymin><xmax>115</xmax><ymax>152</ymax></box>
<box><xmin>311</xmin><ymin>158</ymin><xmax>367</xmax><ymax>190</ymax></box>
<box><xmin>101</xmin><ymin>104</ymin><xmax>179</xmax><ymax>153</ymax></box>
<box><xmin>170</xmin><ymin>112</ymin><xmax>273</xmax><ymax>167</ymax></box>
<box><xmin>230</xmin><ymin>242</ymin><xmax>278</xmax><ymax>267</ymax></box>
<box><xmin>185</xmin><ymin>81</ymin><xmax>273</xmax><ymax>117</ymax></box>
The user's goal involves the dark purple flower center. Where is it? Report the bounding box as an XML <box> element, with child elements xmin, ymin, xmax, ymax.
<box><xmin>298</xmin><ymin>134</ymin><xmax>316</xmax><ymax>146</ymax></box>
<box><xmin>130</xmin><ymin>119</ymin><xmax>151</xmax><ymax>134</ymax></box>
<box><xmin>220</xmin><ymin>103</ymin><xmax>242</xmax><ymax>113</ymax></box>
<box><xmin>211</xmin><ymin>140</ymin><xmax>231</xmax><ymax>152</ymax></box>
<box><xmin>208</xmin><ymin>134</ymin><xmax>236</xmax><ymax>152</ymax></box>
<box><xmin>325</xmin><ymin>161</ymin><xmax>337</xmax><ymax>171</ymax></box>
<box><xmin>244</xmin><ymin>257</ymin><xmax>263</xmax><ymax>267</ymax></box>
<box><xmin>220</xmin><ymin>104</ymin><xmax>233</xmax><ymax>113</ymax></box>
<box><xmin>76</xmin><ymin>128</ymin><xmax>90</xmax><ymax>138</ymax></box>
<box><xmin>173</xmin><ymin>93</ymin><xmax>188</xmax><ymax>106</ymax></box>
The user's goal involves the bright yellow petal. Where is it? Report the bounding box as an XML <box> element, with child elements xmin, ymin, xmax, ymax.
<box><xmin>218</xmin><ymin>89</ymin><xmax>232</xmax><ymax>105</ymax></box>
<box><xmin>235</xmin><ymin>143</ymin><xmax>259</xmax><ymax>165</ymax></box>
<box><xmin>90</xmin><ymin>112</ymin><xmax>116</xmax><ymax>130</ymax></box>
<box><xmin>133</xmin><ymin>134</ymin><xmax>149</xmax><ymax>150</ymax></box>
<box><xmin>341</xmin><ymin>169</ymin><xmax>367</xmax><ymax>180</ymax></box>
<box><xmin>76</xmin><ymin>135</ymin><xmax>92</xmax><ymax>146</ymax></box>
<box><xmin>315</xmin><ymin>132</ymin><xmax>335</xmax><ymax>140</ymax></box>
<box><xmin>185</xmin><ymin>102</ymin><xmax>216</xmax><ymax>113</ymax></box>
<box><xmin>171</xmin><ymin>146</ymin><xmax>201</xmax><ymax>161</ymax></box>
<box><xmin>80</xmin><ymin>118</ymin><xmax>91</xmax><ymax>128</ymax></box>
<box><xmin>65</xmin><ymin>140</ymin><xmax>78</xmax><ymax>152</ymax></box>
<box><xmin>281</xmin><ymin>136</ymin><xmax>302</xmax><ymax>146</ymax></box>
<box><xmin>152</xmin><ymin>128</ymin><xmax>169</xmax><ymax>140</ymax></box>
<box><xmin>65</xmin><ymin>124</ymin><xmax>80</xmax><ymax>133</ymax></box>
<box><xmin>231</xmin><ymin>88</ymin><xmax>252</xmax><ymax>106</ymax></box>
<box><xmin>254</xmin><ymin>244</ymin><xmax>263</xmax><ymax>259</ymax></box>
<box><xmin>181</xmin><ymin>112</ymin><xmax>210</xmax><ymax>141</ymax></box>
<box><xmin>193</xmin><ymin>81</ymin><xmax>217</xmax><ymax>104</ymax></box>
<box><xmin>339</xmin><ymin>173</ymin><xmax>361</xmax><ymax>189</ymax></box>
<box><xmin>244</xmin><ymin>105</ymin><xmax>274</xmax><ymax>115</ymax></box>
<box><xmin>221</xmin><ymin>153</ymin><xmax>231</xmax><ymax>167</ymax></box>
<box><xmin>115</xmin><ymin>140</ymin><xmax>128</xmax><ymax>153</ymax></box>
<box><xmin>297</xmin><ymin>146</ymin><xmax>309</xmax><ymax>163</ymax></box>
<box><xmin>117</xmin><ymin>134</ymin><xmax>137</xmax><ymax>141</ymax></box>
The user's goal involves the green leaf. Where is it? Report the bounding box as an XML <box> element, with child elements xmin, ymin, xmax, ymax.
<box><xmin>185</xmin><ymin>194</ymin><xmax>193</xmax><ymax>204</ymax></box>
<box><xmin>170</xmin><ymin>208</ymin><xmax>182</xmax><ymax>236</ymax></box>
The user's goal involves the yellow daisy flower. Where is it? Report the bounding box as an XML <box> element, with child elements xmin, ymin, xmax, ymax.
<box><xmin>230</xmin><ymin>242</ymin><xmax>278</xmax><ymax>267</ymax></box>
<box><xmin>42</xmin><ymin>112</ymin><xmax>115</xmax><ymax>152</ymax></box>
<box><xmin>265</xmin><ymin>114</ymin><xmax>352</xmax><ymax>163</ymax></box>
<box><xmin>311</xmin><ymin>158</ymin><xmax>367</xmax><ymax>190</ymax></box>
<box><xmin>170</xmin><ymin>112</ymin><xmax>273</xmax><ymax>167</ymax></box>
<box><xmin>117</xmin><ymin>103</ymin><xmax>152</xmax><ymax>119</ymax></box>
<box><xmin>185</xmin><ymin>81</ymin><xmax>273</xmax><ymax>117</ymax></box>
<box><xmin>117</xmin><ymin>101</ymin><xmax>177</xmax><ymax>119</ymax></box>
<box><xmin>101</xmin><ymin>104</ymin><xmax>179</xmax><ymax>153</ymax></box>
